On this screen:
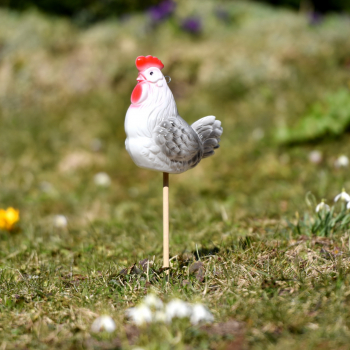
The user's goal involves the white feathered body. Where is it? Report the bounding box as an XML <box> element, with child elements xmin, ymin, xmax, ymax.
<box><xmin>125</xmin><ymin>60</ymin><xmax>222</xmax><ymax>174</ymax></box>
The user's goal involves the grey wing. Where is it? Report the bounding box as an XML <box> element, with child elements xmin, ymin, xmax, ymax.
<box><xmin>153</xmin><ymin>116</ymin><xmax>202</xmax><ymax>162</ymax></box>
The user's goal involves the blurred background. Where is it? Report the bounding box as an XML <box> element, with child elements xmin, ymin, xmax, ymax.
<box><xmin>0</xmin><ymin>0</ymin><xmax>350</xmax><ymax>254</ymax></box>
<box><xmin>1</xmin><ymin>0</ymin><xmax>350</xmax><ymax>24</ymax></box>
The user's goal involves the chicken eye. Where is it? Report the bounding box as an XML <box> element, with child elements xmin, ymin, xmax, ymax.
<box><xmin>150</xmin><ymin>72</ymin><xmax>153</xmax><ymax>75</ymax></box>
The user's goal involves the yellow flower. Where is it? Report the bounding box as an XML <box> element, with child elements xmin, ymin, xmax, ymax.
<box><xmin>0</xmin><ymin>207</ymin><xmax>20</xmax><ymax>231</ymax></box>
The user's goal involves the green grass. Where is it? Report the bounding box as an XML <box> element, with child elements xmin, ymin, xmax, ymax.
<box><xmin>1</xmin><ymin>1</ymin><xmax>350</xmax><ymax>349</ymax></box>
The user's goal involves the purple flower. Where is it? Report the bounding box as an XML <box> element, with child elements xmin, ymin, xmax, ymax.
<box><xmin>308</xmin><ymin>12</ymin><xmax>323</xmax><ymax>26</ymax></box>
<box><xmin>181</xmin><ymin>17</ymin><xmax>202</xmax><ymax>34</ymax></box>
<box><xmin>148</xmin><ymin>0</ymin><xmax>176</xmax><ymax>22</ymax></box>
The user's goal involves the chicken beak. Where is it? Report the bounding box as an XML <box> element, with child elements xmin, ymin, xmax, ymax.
<box><xmin>136</xmin><ymin>73</ymin><xmax>145</xmax><ymax>83</ymax></box>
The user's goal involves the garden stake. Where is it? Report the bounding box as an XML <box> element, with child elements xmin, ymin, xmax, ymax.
<box><xmin>163</xmin><ymin>172</ymin><xmax>169</xmax><ymax>271</ymax></box>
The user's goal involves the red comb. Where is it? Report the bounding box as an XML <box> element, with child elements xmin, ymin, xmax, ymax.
<box><xmin>135</xmin><ymin>55</ymin><xmax>164</xmax><ymax>71</ymax></box>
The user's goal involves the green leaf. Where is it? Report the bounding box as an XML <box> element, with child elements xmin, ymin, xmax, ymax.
<box><xmin>275</xmin><ymin>89</ymin><xmax>350</xmax><ymax>144</ymax></box>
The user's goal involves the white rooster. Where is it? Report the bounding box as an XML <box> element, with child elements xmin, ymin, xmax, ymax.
<box><xmin>124</xmin><ymin>55</ymin><xmax>223</xmax><ymax>174</ymax></box>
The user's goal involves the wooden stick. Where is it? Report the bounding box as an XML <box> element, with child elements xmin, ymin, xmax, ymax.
<box><xmin>163</xmin><ymin>172</ymin><xmax>169</xmax><ymax>272</ymax></box>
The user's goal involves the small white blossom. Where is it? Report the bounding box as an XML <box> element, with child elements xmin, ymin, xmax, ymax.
<box><xmin>165</xmin><ymin>299</ymin><xmax>192</xmax><ymax>323</ymax></box>
<box><xmin>91</xmin><ymin>315</ymin><xmax>116</xmax><ymax>333</ymax></box>
<box><xmin>153</xmin><ymin>310</ymin><xmax>166</xmax><ymax>323</ymax></box>
<box><xmin>190</xmin><ymin>304</ymin><xmax>214</xmax><ymax>325</ymax></box>
<box><xmin>126</xmin><ymin>304</ymin><xmax>153</xmax><ymax>326</ymax></box>
<box><xmin>142</xmin><ymin>294</ymin><xmax>163</xmax><ymax>310</ymax></box>
<box><xmin>334</xmin><ymin>155</ymin><xmax>349</xmax><ymax>168</ymax></box>
<box><xmin>315</xmin><ymin>200</ymin><xmax>330</xmax><ymax>213</ymax></box>
<box><xmin>27</xmin><ymin>275</ymin><xmax>39</xmax><ymax>280</ymax></box>
<box><xmin>334</xmin><ymin>189</ymin><xmax>350</xmax><ymax>203</ymax></box>
<box><xmin>308</xmin><ymin>150</ymin><xmax>322</xmax><ymax>164</ymax></box>
<box><xmin>347</xmin><ymin>202</ymin><xmax>350</xmax><ymax>210</ymax></box>
<box><xmin>53</xmin><ymin>215</ymin><xmax>68</xmax><ymax>228</ymax></box>
<box><xmin>94</xmin><ymin>172</ymin><xmax>111</xmax><ymax>187</ymax></box>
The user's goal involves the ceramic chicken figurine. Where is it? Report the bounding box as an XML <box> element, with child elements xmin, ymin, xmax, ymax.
<box><xmin>125</xmin><ymin>55</ymin><xmax>223</xmax><ymax>174</ymax></box>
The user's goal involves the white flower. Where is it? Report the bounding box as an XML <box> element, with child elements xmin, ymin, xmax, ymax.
<box><xmin>27</xmin><ymin>275</ymin><xmax>39</xmax><ymax>280</ymax></box>
<box><xmin>347</xmin><ymin>202</ymin><xmax>350</xmax><ymax>210</ymax></box>
<box><xmin>153</xmin><ymin>310</ymin><xmax>166</xmax><ymax>323</ymax></box>
<box><xmin>334</xmin><ymin>189</ymin><xmax>350</xmax><ymax>203</ymax></box>
<box><xmin>308</xmin><ymin>150</ymin><xmax>322</xmax><ymax>164</ymax></box>
<box><xmin>53</xmin><ymin>215</ymin><xmax>68</xmax><ymax>228</ymax></box>
<box><xmin>315</xmin><ymin>200</ymin><xmax>330</xmax><ymax>213</ymax></box>
<box><xmin>165</xmin><ymin>299</ymin><xmax>192</xmax><ymax>323</ymax></box>
<box><xmin>142</xmin><ymin>294</ymin><xmax>163</xmax><ymax>310</ymax></box>
<box><xmin>94</xmin><ymin>172</ymin><xmax>111</xmax><ymax>187</ymax></box>
<box><xmin>190</xmin><ymin>304</ymin><xmax>214</xmax><ymax>325</ymax></box>
<box><xmin>334</xmin><ymin>155</ymin><xmax>349</xmax><ymax>168</ymax></box>
<box><xmin>126</xmin><ymin>304</ymin><xmax>153</xmax><ymax>326</ymax></box>
<box><xmin>91</xmin><ymin>315</ymin><xmax>116</xmax><ymax>333</ymax></box>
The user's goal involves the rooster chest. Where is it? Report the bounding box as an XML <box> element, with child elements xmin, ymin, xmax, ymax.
<box><xmin>125</xmin><ymin>107</ymin><xmax>150</xmax><ymax>138</ymax></box>
<box><xmin>124</xmin><ymin>107</ymin><xmax>158</xmax><ymax>168</ymax></box>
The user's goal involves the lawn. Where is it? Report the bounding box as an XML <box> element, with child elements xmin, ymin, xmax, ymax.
<box><xmin>1</xmin><ymin>1</ymin><xmax>350</xmax><ymax>349</ymax></box>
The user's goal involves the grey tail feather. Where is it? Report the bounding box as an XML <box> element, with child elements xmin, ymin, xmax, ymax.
<box><xmin>191</xmin><ymin>115</ymin><xmax>223</xmax><ymax>158</ymax></box>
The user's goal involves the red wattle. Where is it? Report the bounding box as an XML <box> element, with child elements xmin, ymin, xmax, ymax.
<box><xmin>131</xmin><ymin>84</ymin><xmax>142</xmax><ymax>104</ymax></box>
